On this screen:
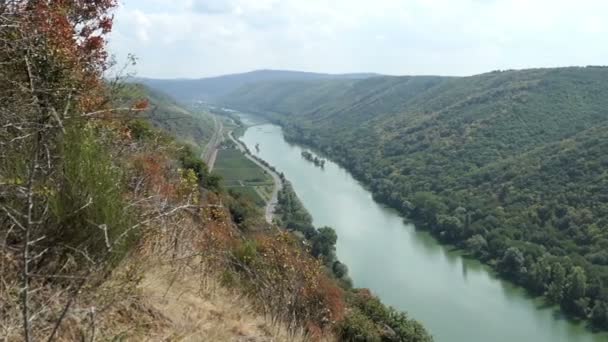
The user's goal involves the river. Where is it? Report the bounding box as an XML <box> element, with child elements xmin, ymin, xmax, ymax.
<box><xmin>240</xmin><ymin>121</ymin><xmax>607</xmax><ymax>342</ymax></box>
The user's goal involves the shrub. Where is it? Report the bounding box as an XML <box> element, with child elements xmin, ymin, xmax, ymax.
<box><xmin>339</xmin><ymin>309</ymin><xmax>381</xmax><ymax>342</ymax></box>
<box><xmin>346</xmin><ymin>289</ymin><xmax>433</xmax><ymax>342</ymax></box>
<box><xmin>50</xmin><ymin>123</ymin><xmax>135</xmax><ymax>264</ymax></box>
<box><xmin>234</xmin><ymin>240</ymin><xmax>258</xmax><ymax>266</ymax></box>
<box><xmin>227</xmin><ymin>232</ymin><xmax>347</xmax><ymax>334</ymax></box>
<box><xmin>177</xmin><ymin>144</ymin><xmax>221</xmax><ymax>191</ymax></box>
<box><xmin>388</xmin><ymin>308</ymin><xmax>433</xmax><ymax>342</ymax></box>
<box><xmin>127</xmin><ymin>119</ymin><xmax>154</xmax><ymax>140</ymax></box>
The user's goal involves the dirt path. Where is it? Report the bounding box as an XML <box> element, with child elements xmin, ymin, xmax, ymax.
<box><xmin>139</xmin><ymin>266</ymin><xmax>306</xmax><ymax>341</ymax></box>
<box><xmin>228</xmin><ymin>131</ymin><xmax>282</xmax><ymax>224</ymax></box>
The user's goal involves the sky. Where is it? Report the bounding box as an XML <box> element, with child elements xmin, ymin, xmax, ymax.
<box><xmin>108</xmin><ymin>0</ymin><xmax>608</xmax><ymax>79</ymax></box>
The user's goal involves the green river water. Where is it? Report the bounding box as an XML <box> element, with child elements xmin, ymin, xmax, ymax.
<box><xmin>240</xmin><ymin>121</ymin><xmax>607</xmax><ymax>342</ymax></box>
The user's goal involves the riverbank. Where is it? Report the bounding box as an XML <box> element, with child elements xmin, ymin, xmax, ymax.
<box><xmin>227</xmin><ymin>130</ymin><xmax>283</xmax><ymax>224</ymax></box>
<box><xmin>240</xmin><ymin>122</ymin><xmax>607</xmax><ymax>342</ymax></box>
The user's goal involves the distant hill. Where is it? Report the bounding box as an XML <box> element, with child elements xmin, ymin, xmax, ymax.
<box><xmin>135</xmin><ymin>69</ymin><xmax>380</xmax><ymax>103</ymax></box>
<box><xmin>220</xmin><ymin>66</ymin><xmax>608</xmax><ymax>330</ymax></box>
<box><xmin>116</xmin><ymin>83</ymin><xmax>215</xmax><ymax>148</ymax></box>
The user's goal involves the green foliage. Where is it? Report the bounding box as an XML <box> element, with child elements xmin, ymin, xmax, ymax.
<box><xmin>214</xmin><ymin>148</ymin><xmax>273</xmax><ymax>186</ymax></box>
<box><xmin>234</xmin><ymin>240</ymin><xmax>258</xmax><ymax>266</ymax></box>
<box><xmin>333</xmin><ymin>261</ymin><xmax>349</xmax><ymax>278</ymax></box>
<box><xmin>276</xmin><ymin>181</ymin><xmax>315</xmax><ymax>237</ymax></box>
<box><xmin>339</xmin><ymin>309</ymin><xmax>381</xmax><ymax>342</ymax></box>
<box><xmin>311</xmin><ymin>227</ymin><xmax>337</xmax><ymax>260</ymax></box>
<box><xmin>388</xmin><ymin>309</ymin><xmax>432</xmax><ymax>342</ymax></box>
<box><xmin>276</xmin><ymin>182</ymin><xmax>350</xmax><ymax>281</ymax></box>
<box><xmin>222</xmin><ymin>66</ymin><xmax>608</xmax><ymax>329</ymax></box>
<box><xmin>465</xmin><ymin>234</ymin><xmax>487</xmax><ymax>258</ymax></box>
<box><xmin>50</xmin><ymin>123</ymin><xmax>134</xmax><ymax>263</ymax></box>
<box><xmin>498</xmin><ymin>247</ymin><xmax>525</xmax><ymax>278</ymax></box>
<box><xmin>177</xmin><ymin>144</ymin><xmax>221</xmax><ymax>191</ymax></box>
<box><xmin>226</xmin><ymin>188</ymin><xmax>263</xmax><ymax>230</ymax></box>
<box><xmin>228</xmin><ymin>186</ymin><xmax>266</xmax><ymax>207</ymax></box>
<box><xmin>127</xmin><ymin>119</ymin><xmax>155</xmax><ymax>140</ymax></box>
<box><xmin>138</xmin><ymin>70</ymin><xmax>376</xmax><ymax>103</ymax></box>
<box><xmin>344</xmin><ymin>290</ymin><xmax>434</xmax><ymax>342</ymax></box>
<box><xmin>117</xmin><ymin>83</ymin><xmax>216</xmax><ymax>148</ymax></box>
<box><xmin>547</xmin><ymin>264</ymin><xmax>566</xmax><ymax>303</ymax></box>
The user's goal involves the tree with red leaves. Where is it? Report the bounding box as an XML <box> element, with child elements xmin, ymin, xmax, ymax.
<box><xmin>0</xmin><ymin>1</ymin><xmax>121</xmax><ymax>341</ymax></box>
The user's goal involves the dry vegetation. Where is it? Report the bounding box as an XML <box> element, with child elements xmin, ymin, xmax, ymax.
<box><xmin>0</xmin><ymin>2</ymin><xmax>433</xmax><ymax>341</ymax></box>
<box><xmin>0</xmin><ymin>1</ymin><xmax>338</xmax><ymax>340</ymax></box>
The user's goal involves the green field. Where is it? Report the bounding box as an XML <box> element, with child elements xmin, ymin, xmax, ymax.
<box><xmin>214</xmin><ymin>148</ymin><xmax>274</xmax><ymax>206</ymax></box>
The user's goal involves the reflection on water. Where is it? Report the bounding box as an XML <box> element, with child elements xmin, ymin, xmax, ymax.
<box><xmin>240</xmin><ymin>120</ymin><xmax>607</xmax><ymax>342</ymax></box>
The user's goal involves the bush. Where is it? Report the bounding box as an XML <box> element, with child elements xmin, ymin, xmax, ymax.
<box><xmin>388</xmin><ymin>309</ymin><xmax>433</xmax><ymax>342</ymax></box>
<box><xmin>127</xmin><ymin>119</ymin><xmax>154</xmax><ymax>140</ymax></box>
<box><xmin>177</xmin><ymin>144</ymin><xmax>221</xmax><ymax>191</ymax></box>
<box><xmin>234</xmin><ymin>240</ymin><xmax>258</xmax><ymax>266</ymax></box>
<box><xmin>49</xmin><ymin>123</ymin><xmax>135</xmax><ymax>264</ymax></box>
<box><xmin>346</xmin><ymin>289</ymin><xmax>433</xmax><ymax>342</ymax></box>
<box><xmin>339</xmin><ymin>309</ymin><xmax>381</xmax><ymax>342</ymax></box>
<box><xmin>226</xmin><ymin>189</ymin><xmax>262</xmax><ymax>230</ymax></box>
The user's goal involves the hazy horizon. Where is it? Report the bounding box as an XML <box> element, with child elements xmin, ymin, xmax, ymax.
<box><xmin>133</xmin><ymin>65</ymin><xmax>608</xmax><ymax>80</ymax></box>
<box><xmin>109</xmin><ymin>0</ymin><xmax>608</xmax><ymax>79</ymax></box>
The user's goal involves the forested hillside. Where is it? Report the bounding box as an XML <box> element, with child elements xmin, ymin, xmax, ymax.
<box><xmin>136</xmin><ymin>69</ymin><xmax>378</xmax><ymax>103</ymax></box>
<box><xmin>221</xmin><ymin>66</ymin><xmax>608</xmax><ymax>329</ymax></box>
<box><xmin>116</xmin><ymin>83</ymin><xmax>215</xmax><ymax>148</ymax></box>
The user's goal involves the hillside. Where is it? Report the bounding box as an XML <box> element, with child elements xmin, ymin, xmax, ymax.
<box><xmin>136</xmin><ymin>69</ymin><xmax>379</xmax><ymax>103</ymax></box>
<box><xmin>221</xmin><ymin>66</ymin><xmax>608</xmax><ymax>329</ymax></box>
<box><xmin>0</xmin><ymin>4</ymin><xmax>433</xmax><ymax>340</ymax></box>
<box><xmin>116</xmin><ymin>83</ymin><xmax>216</xmax><ymax>149</ymax></box>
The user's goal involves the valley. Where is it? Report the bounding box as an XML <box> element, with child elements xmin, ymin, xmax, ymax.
<box><xmin>236</xmin><ymin>116</ymin><xmax>607</xmax><ymax>342</ymax></box>
<box><xmin>6</xmin><ymin>1</ymin><xmax>608</xmax><ymax>340</ymax></box>
<box><xmin>213</xmin><ymin>67</ymin><xmax>608</xmax><ymax>333</ymax></box>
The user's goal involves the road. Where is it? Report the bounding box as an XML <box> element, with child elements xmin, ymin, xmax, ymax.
<box><xmin>228</xmin><ymin>131</ymin><xmax>283</xmax><ymax>224</ymax></box>
<box><xmin>201</xmin><ymin>115</ymin><xmax>223</xmax><ymax>171</ymax></box>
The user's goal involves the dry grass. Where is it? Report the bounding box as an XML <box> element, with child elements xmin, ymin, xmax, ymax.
<box><xmin>123</xmin><ymin>263</ymin><xmax>309</xmax><ymax>342</ymax></box>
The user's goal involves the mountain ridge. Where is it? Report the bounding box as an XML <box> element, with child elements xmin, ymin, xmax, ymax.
<box><xmin>135</xmin><ymin>69</ymin><xmax>382</xmax><ymax>103</ymax></box>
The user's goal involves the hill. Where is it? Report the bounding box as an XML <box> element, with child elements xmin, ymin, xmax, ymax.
<box><xmin>116</xmin><ymin>83</ymin><xmax>216</xmax><ymax>149</ymax></box>
<box><xmin>0</xmin><ymin>5</ymin><xmax>433</xmax><ymax>341</ymax></box>
<box><xmin>221</xmin><ymin>66</ymin><xmax>608</xmax><ymax>329</ymax></box>
<box><xmin>136</xmin><ymin>69</ymin><xmax>379</xmax><ymax>103</ymax></box>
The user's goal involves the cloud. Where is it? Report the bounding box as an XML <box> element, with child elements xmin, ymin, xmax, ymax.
<box><xmin>108</xmin><ymin>0</ymin><xmax>608</xmax><ymax>78</ymax></box>
<box><xmin>190</xmin><ymin>0</ymin><xmax>235</xmax><ymax>14</ymax></box>
<box><xmin>132</xmin><ymin>10</ymin><xmax>151</xmax><ymax>42</ymax></box>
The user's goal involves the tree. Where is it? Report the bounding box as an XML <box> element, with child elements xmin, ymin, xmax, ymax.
<box><xmin>565</xmin><ymin>266</ymin><xmax>587</xmax><ymax>301</ymax></box>
<box><xmin>437</xmin><ymin>214</ymin><xmax>463</xmax><ymax>240</ymax></box>
<box><xmin>528</xmin><ymin>254</ymin><xmax>553</xmax><ymax>294</ymax></box>
<box><xmin>498</xmin><ymin>247</ymin><xmax>526</xmax><ymax>280</ymax></box>
<box><xmin>411</xmin><ymin>192</ymin><xmax>445</xmax><ymax>227</ymax></box>
<box><xmin>0</xmin><ymin>2</ymin><xmax>181</xmax><ymax>340</ymax></box>
<box><xmin>311</xmin><ymin>227</ymin><xmax>337</xmax><ymax>259</ymax></box>
<box><xmin>563</xmin><ymin>266</ymin><xmax>588</xmax><ymax>315</ymax></box>
<box><xmin>333</xmin><ymin>261</ymin><xmax>349</xmax><ymax>278</ymax></box>
<box><xmin>546</xmin><ymin>263</ymin><xmax>566</xmax><ymax>304</ymax></box>
<box><xmin>465</xmin><ymin>234</ymin><xmax>487</xmax><ymax>257</ymax></box>
<box><xmin>592</xmin><ymin>301</ymin><xmax>608</xmax><ymax>328</ymax></box>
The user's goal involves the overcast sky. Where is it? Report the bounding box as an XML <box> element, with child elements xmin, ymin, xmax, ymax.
<box><xmin>108</xmin><ymin>0</ymin><xmax>608</xmax><ymax>79</ymax></box>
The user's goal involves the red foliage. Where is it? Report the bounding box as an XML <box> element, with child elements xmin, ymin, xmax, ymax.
<box><xmin>354</xmin><ymin>288</ymin><xmax>374</xmax><ymax>300</ymax></box>
<box><xmin>99</xmin><ymin>16</ymin><xmax>113</xmax><ymax>34</ymax></box>
<box><xmin>133</xmin><ymin>99</ymin><xmax>150</xmax><ymax>111</ymax></box>
<box><xmin>317</xmin><ymin>276</ymin><xmax>346</xmax><ymax>322</ymax></box>
<box><xmin>133</xmin><ymin>154</ymin><xmax>176</xmax><ymax>198</ymax></box>
<box><xmin>238</xmin><ymin>232</ymin><xmax>347</xmax><ymax>332</ymax></box>
<box><xmin>9</xmin><ymin>0</ymin><xmax>118</xmax><ymax>112</ymax></box>
<box><xmin>305</xmin><ymin>322</ymin><xmax>324</xmax><ymax>342</ymax></box>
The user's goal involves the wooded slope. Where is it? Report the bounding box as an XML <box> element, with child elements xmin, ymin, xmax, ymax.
<box><xmin>221</xmin><ymin>66</ymin><xmax>608</xmax><ymax>328</ymax></box>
